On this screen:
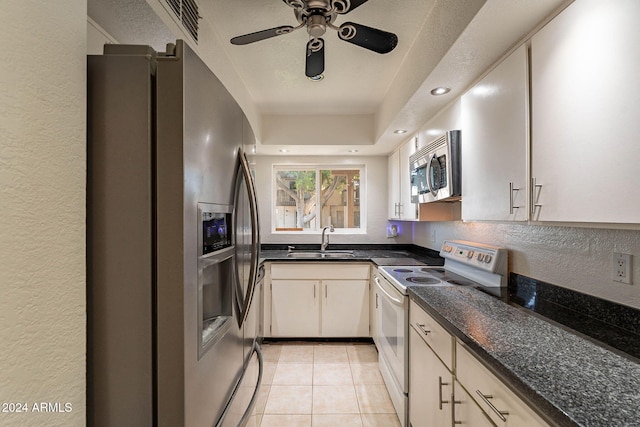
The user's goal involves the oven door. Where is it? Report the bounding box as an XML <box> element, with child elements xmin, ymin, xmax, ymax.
<box><xmin>374</xmin><ymin>273</ymin><xmax>408</xmax><ymax>392</ymax></box>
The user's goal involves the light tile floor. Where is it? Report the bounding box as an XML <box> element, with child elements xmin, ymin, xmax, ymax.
<box><xmin>251</xmin><ymin>341</ymin><xmax>401</xmax><ymax>427</ymax></box>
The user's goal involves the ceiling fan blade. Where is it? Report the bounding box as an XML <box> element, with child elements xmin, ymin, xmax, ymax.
<box><xmin>230</xmin><ymin>26</ymin><xmax>295</xmax><ymax>45</ymax></box>
<box><xmin>332</xmin><ymin>0</ymin><xmax>370</xmax><ymax>14</ymax></box>
<box><xmin>337</xmin><ymin>22</ymin><xmax>398</xmax><ymax>54</ymax></box>
<box><xmin>282</xmin><ymin>0</ymin><xmax>305</xmax><ymax>9</ymax></box>
<box><xmin>305</xmin><ymin>38</ymin><xmax>325</xmax><ymax>78</ymax></box>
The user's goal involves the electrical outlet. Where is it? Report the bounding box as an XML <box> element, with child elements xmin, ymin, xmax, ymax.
<box><xmin>613</xmin><ymin>252</ymin><xmax>632</xmax><ymax>284</ymax></box>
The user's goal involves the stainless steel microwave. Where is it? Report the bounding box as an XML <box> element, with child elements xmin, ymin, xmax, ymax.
<box><xmin>410</xmin><ymin>130</ymin><xmax>461</xmax><ymax>203</ymax></box>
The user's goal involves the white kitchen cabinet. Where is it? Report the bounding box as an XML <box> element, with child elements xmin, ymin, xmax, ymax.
<box><xmin>409</xmin><ymin>326</ymin><xmax>453</xmax><ymax>427</ymax></box>
<box><xmin>453</xmin><ymin>380</ymin><xmax>495</xmax><ymax>427</ymax></box>
<box><xmin>409</xmin><ymin>300</ymin><xmax>455</xmax><ymax>427</ymax></box>
<box><xmin>461</xmin><ymin>44</ymin><xmax>529</xmax><ymax>222</ymax></box>
<box><xmin>456</xmin><ymin>342</ymin><xmax>548</xmax><ymax>427</ymax></box>
<box><xmin>270</xmin><ymin>279</ymin><xmax>319</xmax><ymax>337</ymax></box>
<box><xmin>321</xmin><ymin>280</ymin><xmax>369</xmax><ymax>337</ymax></box>
<box><xmin>388</xmin><ymin>138</ymin><xmax>419</xmax><ymax>220</ymax></box>
<box><xmin>530</xmin><ymin>0</ymin><xmax>640</xmax><ymax>223</ymax></box>
<box><xmin>409</xmin><ymin>301</ymin><xmax>547</xmax><ymax>427</ymax></box>
<box><xmin>369</xmin><ymin>266</ymin><xmax>379</xmax><ymax>348</ymax></box>
<box><xmin>268</xmin><ymin>263</ymin><xmax>370</xmax><ymax>338</ymax></box>
<box><xmin>388</xmin><ymin>149</ymin><xmax>401</xmax><ymax>219</ymax></box>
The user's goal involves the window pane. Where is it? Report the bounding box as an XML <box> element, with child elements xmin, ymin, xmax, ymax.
<box><xmin>274</xmin><ymin>170</ymin><xmax>317</xmax><ymax>230</ymax></box>
<box><xmin>320</xmin><ymin>170</ymin><xmax>360</xmax><ymax>229</ymax></box>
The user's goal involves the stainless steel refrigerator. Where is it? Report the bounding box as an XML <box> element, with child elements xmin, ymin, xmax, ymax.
<box><xmin>87</xmin><ymin>40</ymin><xmax>262</xmax><ymax>427</ymax></box>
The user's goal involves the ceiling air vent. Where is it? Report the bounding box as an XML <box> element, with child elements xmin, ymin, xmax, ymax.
<box><xmin>165</xmin><ymin>0</ymin><xmax>201</xmax><ymax>43</ymax></box>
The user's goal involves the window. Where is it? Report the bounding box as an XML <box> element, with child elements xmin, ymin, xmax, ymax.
<box><xmin>273</xmin><ymin>166</ymin><xmax>364</xmax><ymax>232</ymax></box>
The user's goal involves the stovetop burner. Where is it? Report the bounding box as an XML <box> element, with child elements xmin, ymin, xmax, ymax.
<box><xmin>405</xmin><ymin>276</ymin><xmax>441</xmax><ymax>284</ymax></box>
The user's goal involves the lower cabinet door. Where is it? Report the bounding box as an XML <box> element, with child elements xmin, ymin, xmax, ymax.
<box><xmin>453</xmin><ymin>380</ymin><xmax>496</xmax><ymax>427</ymax></box>
<box><xmin>409</xmin><ymin>326</ymin><xmax>452</xmax><ymax>427</ymax></box>
<box><xmin>321</xmin><ymin>280</ymin><xmax>369</xmax><ymax>337</ymax></box>
<box><xmin>270</xmin><ymin>280</ymin><xmax>319</xmax><ymax>337</ymax></box>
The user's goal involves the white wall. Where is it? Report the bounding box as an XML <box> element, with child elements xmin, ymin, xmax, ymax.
<box><xmin>0</xmin><ymin>1</ymin><xmax>87</xmax><ymax>426</ymax></box>
<box><xmin>254</xmin><ymin>155</ymin><xmax>390</xmax><ymax>244</ymax></box>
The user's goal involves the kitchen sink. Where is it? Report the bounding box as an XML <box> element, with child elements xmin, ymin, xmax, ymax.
<box><xmin>287</xmin><ymin>250</ymin><xmax>355</xmax><ymax>259</ymax></box>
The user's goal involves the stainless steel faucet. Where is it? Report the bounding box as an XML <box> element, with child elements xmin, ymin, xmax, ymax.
<box><xmin>321</xmin><ymin>225</ymin><xmax>334</xmax><ymax>251</ymax></box>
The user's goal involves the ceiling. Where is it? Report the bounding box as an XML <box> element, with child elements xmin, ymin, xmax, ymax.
<box><xmin>89</xmin><ymin>0</ymin><xmax>569</xmax><ymax>156</ymax></box>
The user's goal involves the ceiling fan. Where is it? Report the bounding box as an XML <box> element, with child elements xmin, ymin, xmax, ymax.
<box><xmin>230</xmin><ymin>0</ymin><xmax>398</xmax><ymax>79</ymax></box>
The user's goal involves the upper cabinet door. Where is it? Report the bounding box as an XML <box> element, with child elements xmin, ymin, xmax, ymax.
<box><xmin>399</xmin><ymin>139</ymin><xmax>419</xmax><ymax>220</ymax></box>
<box><xmin>461</xmin><ymin>44</ymin><xmax>529</xmax><ymax>222</ymax></box>
<box><xmin>531</xmin><ymin>0</ymin><xmax>640</xmax><ymax>223</ymax></box>
<box><xmin>388</xmin><ymin>149</ymin><xmax>400</xmax><ymax>219</ymax></box>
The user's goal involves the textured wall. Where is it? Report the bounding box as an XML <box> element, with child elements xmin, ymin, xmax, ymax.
<box><xmin>411</xmin><ymin>221</ymin><xmax>640</xmax><ymax>310</ymax></box>
<box><xmin>0</xmin><ymin>1</ymin><xmax>86</xmax><ymax>426</ymax></box>
<box><xmin>254</xmin><ymin>155</ymin><xmax>391</xmax><ymax>244</ymax></box>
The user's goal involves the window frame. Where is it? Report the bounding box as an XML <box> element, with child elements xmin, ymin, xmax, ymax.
<box><xmin>271</xmin><ymin>163</ymin><xmax>366</xmax><ymax>235</ymax></box>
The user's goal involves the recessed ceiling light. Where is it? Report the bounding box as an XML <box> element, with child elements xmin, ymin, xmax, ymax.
<box><xmin>307</xmin><ymin>74</ymin><xmax>324</xmax><ymax>82</ymax></box>
<box><xmin>348</xmin><ymin>149</ymin><xmax>358</xmax><ymax>153</ymax></box>
<box><xmin>279</xmin><ymin>149</ymin><xmax>289</xmax><ymax>153</ymax></box>
<box><xmin>394</xmin><ymin>129</ymin><xmax>407</xmax><ymax>134</ymax></box>
<box><xmin>430</xmin><ymin>87</ymin><xmax>451</xmax><ymax>96</ymax></box>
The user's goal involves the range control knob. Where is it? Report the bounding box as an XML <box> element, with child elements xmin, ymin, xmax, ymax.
<box><xmin>443</xmin><ymin>245</ymin><xmax>453</xmax><ymax>253</ymax></box>
<box><xmin>484</xmin><ymin>254</ymin><xmax>493</xmax><ymax>263</ymax></box>
<box><xmin>467</xmin><ymin>250</ymin><xmax>475</xmax><ymax>259</ymax></box>
<box><xmin>477</xmin><ymin>253</ymin><xmax>484</xmax><ymax>262</ymax></box>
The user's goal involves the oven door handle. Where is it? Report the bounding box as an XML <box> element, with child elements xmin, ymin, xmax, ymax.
<box><xmin>374</xmin><ymin>276</ymin><xmax>404</xmax><ymax>306</ymax></box>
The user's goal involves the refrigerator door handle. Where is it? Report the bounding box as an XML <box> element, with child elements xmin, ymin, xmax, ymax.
<box><xmin>233</xmin><ymin>147</ymin><xmax>261</xmax><ymax>327</ymax></box>
<box><xmin>215</xmin><ymin>341</ymin><xmax>264</xmax><ymax>427</ymax></box>
<box><xmin>237</xmin><ymin>342</ymin><xmax>263</xmax><ymax>427</ymax></box>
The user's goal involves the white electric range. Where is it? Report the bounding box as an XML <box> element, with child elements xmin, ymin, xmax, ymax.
<box><xmin>373</xmin><ymin>240</ymin><xmax>508</xmax><ymax>427</ymax></box>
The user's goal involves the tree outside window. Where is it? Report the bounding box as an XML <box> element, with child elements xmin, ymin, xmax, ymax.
<box><xmin>274</xmin><ymin>166</ymin><xmax>362</xmax><ymax>231</ymax></box>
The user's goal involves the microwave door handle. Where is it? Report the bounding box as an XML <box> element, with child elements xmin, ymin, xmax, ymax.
<box><xmin>426</xmin><ymin>153</ymin><xmax>438</xmax><ymax>197</ymax></box>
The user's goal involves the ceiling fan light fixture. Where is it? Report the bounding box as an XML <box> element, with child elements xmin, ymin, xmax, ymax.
<box><xmin>307</xmin><ymin>74</ymin><xmax>324</xmax><ymax>81</ymax></box>
<box><xmin>230</xmin><ymin>0</ymin><xmax>398</xmax><ymax>77</ymax></box>
<box><xmin>430</xmin><ymin>87</ymin><xmax>451</xmax><ymax>96</ymax></box>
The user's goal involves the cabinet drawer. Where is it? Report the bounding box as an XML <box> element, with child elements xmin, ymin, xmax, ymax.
<box><xmin>271</xmin><ymin>263</ymin><xmax>369</xmax><ymax>280</ymax></box>
<box><xmin>409</xmin><ymin>300</ymin><xmax>454</xmax><ymax>370</ymax></box>
<box><xmin>456</xmin><ymin>342</ymin><xmax>548</xmax><ymax>426</ymax></box>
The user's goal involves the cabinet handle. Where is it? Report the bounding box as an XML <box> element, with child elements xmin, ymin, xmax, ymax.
<box><xmin>325</xmin><ymin>285</ymin><xmax>327</xmax><ymax>298</ymax></box>
<box><xmin>314</xmin><ymin>284</ymin><xmax>316</xmax><ymax>299</ymax></box>
<box><xmin>438</xmin><ymin>376</ymin><xmax>450</xmax><ymax>410</ymax></box>
<box><xmin>509</xmin><ymin>182</ymin><xmax>520</xmax><ymax>215</ymax></box>
<box><xmin>475</xmin><ymin>390</ymin><xmax>509</xmax><ymax>422</ymax></box>
<box><xmin>375</xmin><ymin>293</ymin><xmax>378</xmax><ymax>309</ymax></box>
<box><xmin>416</xmin><ymin>322</ymin><xmax>431</xmax><ymax>336</ymax></box>
<box><xmin>451</xmin><ymin>398</ymin><xmax>463</xmax><ymax>425</ymax></box>
<box><xmin>530</xmin><ymin>177</ymin><xmax>542</xmax><ymax>216</ymax></box>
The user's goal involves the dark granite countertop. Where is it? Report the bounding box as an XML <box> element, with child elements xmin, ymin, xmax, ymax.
<box><xmin>408</xmin><ymin>286</ymin><xmax>640</xmax><ymax>427</ymax></box>
<box><xmin>259</xmin><ymin>244</ymin><xmax>444</xmax><ymax>266</ymax></box>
